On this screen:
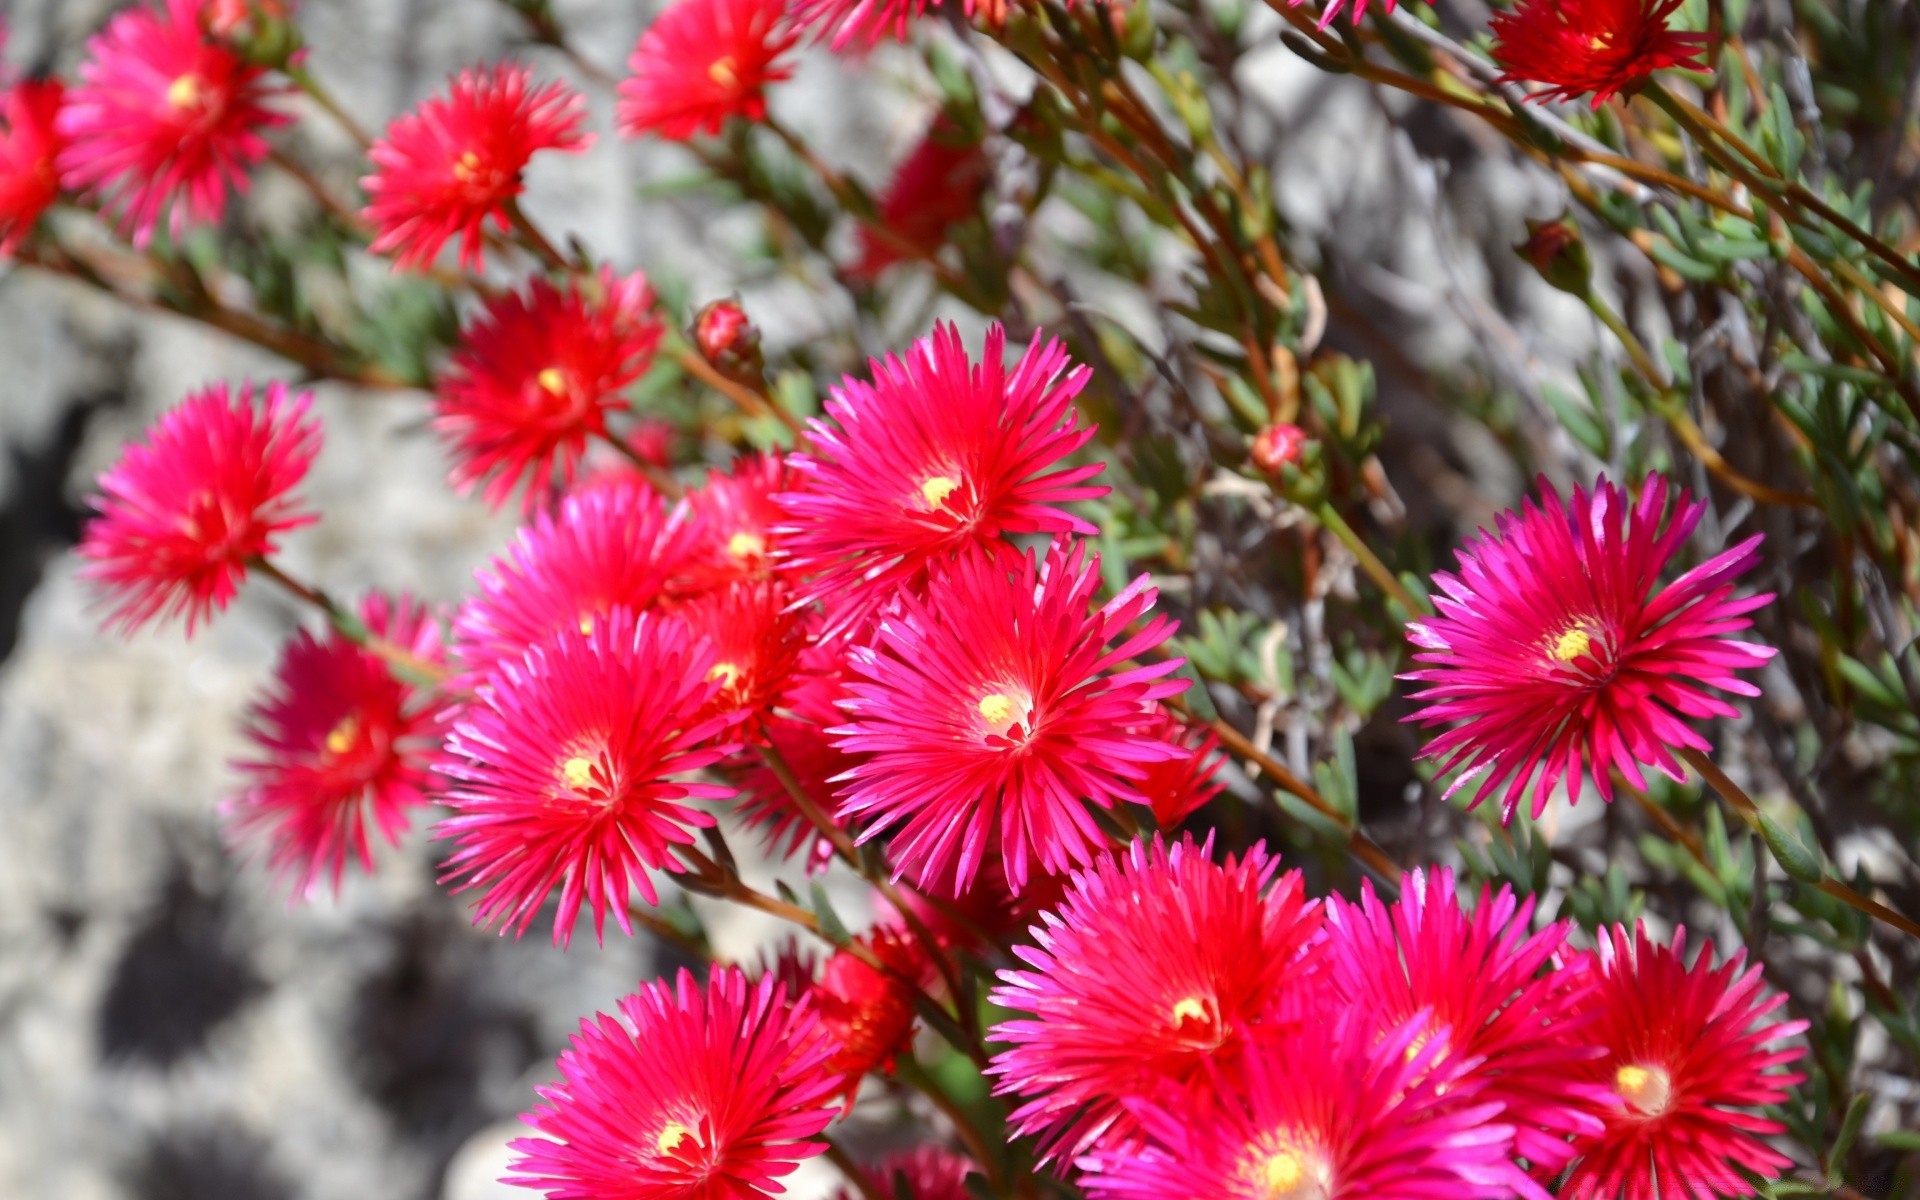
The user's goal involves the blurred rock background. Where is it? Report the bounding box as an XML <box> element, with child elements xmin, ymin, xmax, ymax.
<box><xmin>0</xmin><ymin>1</ymin><xmax>1609</xmax><ymax>1198</ymax></box>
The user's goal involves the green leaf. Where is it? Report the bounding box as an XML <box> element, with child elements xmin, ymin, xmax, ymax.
<box><xmin>1828</xmin><ymin>1091</ymin><xmax>1869</xmax><ymax>1184</ymax></box>
<box><xmin>1542</xmin><ymin>382</ymin><xmax>1610</xmax><ymax>457</ymax></box>
<box><xmin>808</xmin><ymin>882</ymin><xmax>852</xmax><ymax>946</ymax></box>
<box><xmin>1758</xmin><ymin>810</ymin><xmax>1823</xmax><ymax>884</ymax></box>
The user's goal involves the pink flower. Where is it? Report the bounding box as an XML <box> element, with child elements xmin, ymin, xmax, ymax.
<box><xmin>509</xmin><ymin>966</ymin><xmax>843</xmax><ymax>1199</ymax></box>
<box><xmin>832</xmin><ymin>539</ymin><xmax>1185</xmax><ymax>895</ymax></box>
<box><xmin>438</xmin><ymin>608</ymin><xmax>743</xmax><ymax>946</ymax></box>
<box><xmin>0</xmin><ymin>78</ymin><xmax>65</xmax><ymax>254</ymax></box>
<box><xmin>777</xmin><ymin>323</ymin><xmax>1106</xmax><ymax>629</ymax></box>
<box><xmin>225</xmin><ymin>592</ymin><xmax>445</xmax><ymax>897</ymax></box>
<box><xmin>728</xmin><ymin>635</ymin><xmax>859</xmax><ymax>868</ymax></box>
<box><xmin>791</xmin><ymin>0</ymin><xmax>941</xmax><ymax>49</ymax></box>
<box><xmin>617</xmin><ymin>0</ymin><xmax>796</xmax><ymax>141</ymax></box>
<box><xmin>362</xmin><ymin>63</ymin><xmax>589</xmax><ymax>271</ymax></box>
<box><xmin>435</xmin><ymin>267</ymin><xmax>663</xmax><ymax>509</ymax></box>
<box><xmin>1078</xmin><ymin>1011</ymin><xmax>1522</xmax><ymax>1200</ymax></box>
<box><xmin>451</xmin><ymin>480</ymin><xmax>700</xmax><ymax>685</ymax></box>
<box><xmin>1319</xmin><ymin>868</ymin><xmax>1608</xmax><ymax>1176</ymax></box>
<box><xmin>837</xmin><ymin>1147</ymin><xmax>976</xmax><ymax>1200</ymax></box>
<box><xmin>1559</xmin><ymin>923</ymin><xmax>1807</xmax><ymax>1199</ymax></box>
<box><xmin>1293</xmin><ymin>0</ymin><xmax>1416</xmax><ymax>28</ymax></box>
<box><xmin>1403</xmin><ymin>474</ymin><xmax>1775</xmax><ymax>821</ymax></box>
<box><xmin>79</xmin><ymin>381</ymin><xmax>321</xmax><ymax>635</ymax></box>
<box><xmin>679</xmin><ymin>453</ymin><xmax>791</xmax><ymax>594</ymax></box>
<box><xmin>852</xmin><ymin>116</ymin><xmax>990</xmax><ymax>278</ymax></box>
<box><xmin>56</xmin><ymin>0</ymin><xmax>285</xmax><ymax>245</ymax></box>
<box><xmin>989</xmin><ymin>837</ymin><xmax>1320</xmax><ymax>1163</ymax></box>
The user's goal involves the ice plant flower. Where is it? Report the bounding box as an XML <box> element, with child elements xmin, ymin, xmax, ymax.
<box><xmin>509</xmin><ymin>966</ymin><xmax>842</xmax><ymax>1199</ymax></box>
<box><xmin>1078</xmin><ymin>1012</ymin><xmax>1520</xmax><ymax>1200</ymax></box>
<box><xmin>1491</xmin><ymin>0</ymin><xmax>1709</xmax><ymax>108</ymax></box>
<box><xmin>1319</xmin><ymin>868</ymin><xmax>1607</xmax><ymax>1174</ymax></box>
<box><xmin>362</xmin><ymin>63</ymin><xmax>589</xmax><ymax>271</ymax></box>
<box><xmin>451</xmin><ymin>480</ymin><xmax>699</xmax><ymax>685</ymax></box>
<box><xmin>989</xmin><ymin>838</ymin><xmax>1321</xmax><ymax>1162</ymax></box>
<box><xmin>1403</xmin><ymin>474</ymin><xmax>1775</xmax><ymax>821</ymax></box>
<box><xmin>777</xmin><ymin>323</ymin><xmax>1106</xmax><ymax>627</ymax></box>
<box><xmin>438</xmin><ymin>609</ymin><xmax>743</xmax><ymax>946</ymax></box>
<box><xmin>677</xmin><ymin>578</ymin><xmax>803</xmax><ymax>732</ymax></box>
<box><xmin>1131</xmin><ymin>708</ymin><xmax>1224</xmax><ymax>830</ymax></box>
<box><xmin>852</xmin><ymin>116</ymin><xmax>990</xmax><ymax>278</ymax></box>
<box><xmin>1559</xmin><ymin>923</ymin><xmax>1807</xmax><ymax>1199</ymax></box>
<box><xmin>0</xmin><ymin>78</ymin><xmax>64</xmax><ymax>254</ymax></box>
<box><xmin>435</xmin><ymin>268</ymin><xmax>663</xmax><ymax>509</ymax></box>
<box><xmin>225</xmin><ymin>592</ymin><xmax>445</xmax><ymax>897</ymax></box>
<box><xmin>837</xmin><ymin>1147</ymin><xmax>976</xmax><ymax>1200</ymax></box>
<box><xmin>780</xmin><ymin>925</ymin><xmax>929</xmax><ymax>1095</ymax></box>
<box><xmin>678</xmin><ymin>453</ymin><xmax>791</xmax><ymax>594</ymax></box>
<box><xmin>79</xmin><ymin>381</ymin><xmax>321</xmax><ymax>635</ymax></box>
<box><xmin>833</xmin><ymin>540</ymin><xmax>1185</xmax><ymax>894</ymax></box>
<box><xmin>792</xmin><ymin>0</ymin><xmax>952</xmax><ymax>49</ymax></box>
<box><xmin>55</xmin><ymin>0</ymin><xmax>285</xmax><ymax>245</ymax></box>
<box><xmin>617</xmin><ymin>0</ymin><xmax>796</xmax><ymax>141</ymax></box>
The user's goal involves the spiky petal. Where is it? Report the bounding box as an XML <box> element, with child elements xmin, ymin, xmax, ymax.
<box><xmin>79</xmin><ymin>381</ymin><xmax>321</xmax><ymax>635</ymax></box>
<box><xmin>832</xmin><ymin>539</ymin><xmax>1185</xmax><ymax>895</ymax></box>
<box><xmin>225</xmin><ymin>592</ymin><xmax>446</xmax><ymax>898</ymax></box>
<box><xmin>617</xmin><ymin>0</ymin><xmax>796</xmax><ymax>141</ymax></box>
<box><xmin>1492</xmin><ymin>0</ymin><xmax>1709</xmax><ymax>108</ymax></box>
<box><xmin>836</xmin><ymin>1147</ymin><xmax>977</xmax><ymax>1200</ymax></box>
<box><xmin>362</xmin><ymin>63</ymin><xmax>589</xmax><ymax>271</ymax></box>
<box><xmin>438</xmin><ymin>609</ymin><xmax>742</xmax><ymax>946</ymax></box>
<box><xmin>508</xmin><ymin>966</ymin><xmax>843</xmax><ymax>1199</ymax></box>
<box><xmin>989</xmin><ymin>837</ymin><xmax>1321</xmax><ymax>1163</ymax></box>
<box><xmin>1403</xmin><ymin>474</ymin><xmax>1775</xmax><ymax>821</ymax></box>
<box><xmin>1559</xmin><ymin>923</ymin><xmax>1807</xmax><ymax>1199</ymax></box>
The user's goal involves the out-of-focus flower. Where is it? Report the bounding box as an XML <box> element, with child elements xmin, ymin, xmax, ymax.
<box><xmin>509</xmin><ymin>966</ymin><xmax>842</xmax><ymax>1199</ymax></box>
<box><xmin>833</xmin><ymin>540</ymin><xmax>1185</xmax><ymax>895</ymax></box>
<box><xmin>435</xmin><ymin>268</ymin><xmax>662</xmax><ymax>509</ymax></box>
<box><xmin>1491</xmin><ymin>0</ymin><xmax>1708</xmax><ymax>108</ymax></box>
<box><xmin>1403</xmin><ymin>474</ymin><xmax>1775</xmax><ymax>821</ymax></box>
<box><xmin>617</xmin><ymin>0</ymin><xmax>795</xmax><ymax>141</ymax></box>
<box><xmin>1558</xmin><ymin>923</ymin><xmax>1806</xmax><ymax>1199</ymax></box>
<box><xmin>1517</xmin><ymin>213</ymin><xmax>1593</xmax><ymax>296</ymax></box>
<box><xmin>852</xmin><ymin>116</ymin><xmax>990</xmax><ymax>278</ymax></box>
<box><xmin>989</xmin><ymin>837</ymin><xmax>1319</xmax><ymax>1162</ymax></box>
<box><xmin>56</xmin><ymin>0</ymin><xmax>285</xmax><ymax>245</ymax></box>
<box><xmin>679</xmin><ymin>453</ymin><xmax>790</xmax><ymax>594</ymax></box>
<box><xmin>836</xmin><ymin>1146</ymin><xmax>976</xmax><ymax>1200</ymax></box>
<box><xmin>793</xmin><ymin>0</ymin><xmax>970</xmax><ymax>49</ymax></box>
<box><xmin>1078</xmin><ymin>1011</ymin><xmax>1520</xmax><ymax>1200</ymax></box>
<box><xmin>1250</xmin><ymin>422</ymin><xmax>1307</xmax><ymax>475</ymax></box>
<box><xmin>362</xmin><ymin>63</ymin><xmax>589</xmax><ymax>271</ymax></box>
<box><xmin>777</xmin><ymin>323</ymin><xmax>1105</xmax><ymax>629</ymax></box>
<box><xmin>451</xmin><ymin>480</ymin><xmax>699</xmax><ymax>685</ymax></box>
<box><xmin>1320</xmin><ymin>868</ymin><xmax>1608</xmax><ymax>1176</ymax></box>
<box><xmin>79</xmin><ymin>381</ymin><xmax>321</xmax><ymax>635</ymax></box>
<box><xmin>1292</xmin><ymin>0</ymin><xmax>1416</xmax><ymax>28</ymax></box>
<box><xmin>1131</xmin><ymin>708</ymin><xmax>1224</xmax><ymax>829</ymax></box>
<box><xmin>226</xmin><ymin>592</ymin><xmax>445</xmax><ymax>897</ymax></box>
<box><xmin>0</xmin><ymin>78</ymin><xmax>65</xmax><ymax>254</ymax></box>
<box><xmin>439</xmin><ymin>609</ymin><xmax>742</xmax><ymax>946</ymax></box>
<box><xmin>729</xmin><ymin>633</ymin><xmax>858</xmax><ymax>868</ymax></box>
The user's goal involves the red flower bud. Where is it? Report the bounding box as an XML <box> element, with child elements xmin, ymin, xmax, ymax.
<box><xmin>1251</xmin><ymin>423</ymin><xmax>1307</xmax><ymax>474</ymax></box>
<box><xmin>696</xmin><ymin>298</ymin><xmax>754</xmax><ymax>360</ymax></box>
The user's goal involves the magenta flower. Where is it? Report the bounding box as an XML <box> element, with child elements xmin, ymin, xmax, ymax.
<box><xmin>832</xmin><ymin>538</ymin><xmax>1185</xmax><ymax>895</ymax></box>
<box><xmin>1559</xmin><ymin>923</ymin><xmax>1807</xmax><ymax>1199</ymax></box>
<box><xmin>509</xmin><ymin>966</ymin><xmax>842</xmax><ymax>1199</ymax></box>
<box><xmin>1403</xmin><ymin>474</ymin><xmax>1775</xmax><ymax>820</ymax></box>
<box><xmin>776</xmin><ymin>323</ymin><xmax>1106</xmax><ymax>630</ymax></box>
<box><xmin>989</xmin><ymin>837</ymin><xmax>1322</xmax><ymax>1163</ymax></box>
<box><xmin>225</xmin><ymin>592</ymin><xmax>446</xmax><ymax>898</ymax></box>
<box><xmin>56</xmin><ymin>0</ymin><xmax>285</xmax><ymax>245</ymax></box>
<box><xmin>438</xmin><ymin>608</ymin><xmax>743</xmax><ymax>946</ymax></box>
<box><xmin>79</xmin><ymin>381</ymin><xmax>321</xmax><ymax>635</ymax></box>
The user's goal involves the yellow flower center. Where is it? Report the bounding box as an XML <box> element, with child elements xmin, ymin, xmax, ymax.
<box><xmin>324</xmin><ymin>716</ymin><xmax>360</xmax><ymax>756</ymax></box>
<box><xmin>978</xmin><ymin>693</ymin><xmax>1016</xmax><ymax>726</ymax></box>
<box><xmin>1552</xmin><ymin>627</ymin><xmax>1593</xmax><ymax>663</ymax></box>
<box><xmin>561</xmin><ymin>756</ymin><xmax>598</xmax><ymax>791</ymax></box>
<box><xmin>655</xmin><ymin>1120</ymin><xmax>692</xmax><ymax>1156</ymax></box>
<box><xmin>1171</xmin><ymin>996</ymin><xmax>1209</xmax><ymax>1024</ymax></box>
<box><xmin>1247</xmin><ymin>1146</ymin><xmax>1330</xmax><ymax>1200</ymax></box>
<box><xmin>454</xmin><ymin>150</ymin><xmax>483</xmax><ymax>182</ymax></box>
<box><xmin>536</xmin><ymin>367</ymin><xmax>568</xmax><ymax>395</ymax></box>
<box><xmin>708</xmin><ymin>661</ymin><xmax>741</xmax><ymax>689</ymax></box>
<box><xmin>167</xmin><ymin>74</ymin><xmax>204</xmax><ymax>109</ymax></box>
<box><xmin>708</xmin><ymin>56</ymin><xmax>739</xmax><ymax>87</ymax></box>
<box><xmin>1615</xmin><ymin>1063</ymin><xmax>1674</xmax><ymax>1116</ymax></box>
<box><xmin>579</xmin><ymin>613</ymin><xmax>596</xmax><ymax>636</ymax></box>
<box><xmin>727</xmin><ymin>531</ymin><xmax>765</xmax><ymax>559</ymax></box>
<box><xmin>919</xmin><ymin>474</ymin><xmax>960</xmax><ymax>509</ymax></box>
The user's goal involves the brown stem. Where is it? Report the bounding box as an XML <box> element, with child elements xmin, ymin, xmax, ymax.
<box><xmin>600</xmin><ymin>428</ymin><xmax>685</xmax><ymax>498</ymax></box>
<box><xmin>1311</xmin><ymin>500</ymin><xmax>1422</xmax><ymax>615</ymax></box>
<box><xmin>504</xmin><ymin>197</ymin><xmax>572</xmax><ymax>273</ymax></box>
<box><xmin>251</xmin><ymin>557</ymin><xmax>455</xmax><ymax>686</ymax></box>
<box><xmin>285</xmin><ymin>61</ymin><xmax>374</xmax><ymax>150</ymax></box>
<box><xmin>670</xmin><ymin>341</ymin><xmax>806</xmax><ymax>441</ymax></box>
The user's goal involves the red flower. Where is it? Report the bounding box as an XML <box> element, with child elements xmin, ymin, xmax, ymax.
<box><xmin>779</xmin><ymin>924</ymin><xmax>930</xmax><ymax>1094</ymax></box>
<box><xmin>55</xmin><ymin>0</ymin><xmax>286</xmax><ymax>245</ymax></box>
<box><xmin>1559</xmin><ymin>924</ymin><xmax>1807</xmax><ymax>1199</ymax></box>
<box><xmin>438</xmin><ymin>609</ymin><xmax>743</xmax><ymax>946</ymax></box>
<box><xmin>436</xmin><ymin>267</ymin><xmax>663</xmax><ymax>509</ymax></box>
<box><xmin>852</xmin><ymin>117</ymin><xmax>990</xmax><ymax>278</ymax></box>
<box><xmin>729</xmin><ymin>635</ymin><xmax>859</xmax><ymax>868</ymax></box>
<box><xmin>1079</xmin><ymin>1011</ymin><xmax>1521</xmax><ymax>1200</ymax></box>
<box><xmin>677</xmin><ymin>577</ymin><xmax>804</xmax><ymax>731</ymax></box>
<box><xmin>837</xmin><ymin>1147</ymin><xmax>976</xmax><ymax>1200</ymax></box>
<box><xmin>1491</xmin><ymin>0</ymin><xmax>1709</xmax><ymax>108</ymax></box>
<box><xmin>617</xmin><ymin>0</ymin><xmax>796</xmax><ymax>141</ymax></box>
<box><xmin>0</xmin><ymin>78</ymin><xmax>65</xmax><ymax>254</ymax></box>
<box><xmin>1130</xmin><ymin>708</ymin><xmax>1224</xmax><ymax>830</ymax></box>
<box><xmin>777</xmin><ymin>323</ymin><xmax>1106</xmax><ymax>628</ymax></box>
<box><xmin>792</xmin><ymin>0</ymin><xmax>941</xmax><ymax>49</ymax></box>
<box><xmin>989</xmin><ymin>837</ymin><xmax>1321</xmax><ymax>1163</ymax></box>
<box><xmin>679</xmin><ymin>453</ymin><xmax>791</xmax><ymax>594</ymax></box>
<box><xmin>1320</xmin><ymin>868</ymin><xmax>1609</xmax><ymax>1176</ymax></box>
<box><xmin>451</xmin><ymin>480</ymin><xmax>700</xmax><ymax>685</ymax></box>
<box><xmin>509</xmin><ymin>966</ymin><xmax>842</xmax><ymax>1200</ymax></box>
<box><xmin>362</xmin><ymin>63</ymin><xmax>589</xmax><ymax>271</ymax></box>
<box><xmin>225</xmin><ymin>592</ymin><xmax>445</xmax><ymax>897</ymax></box>
<box><xmin>1403</xmin><ymin>475</ymin><xmax>1775</xmax><ymax>821</ymax></box>
<box><xmin>833</xmin><ymin>540</ymin><xmax>1185</xmax><ymax>895</ymax></box>
<box><xmin>79</xmin><ymin>380</ymin><xmax>321</xmax><ymax>635</ymax></box>
<box><xmin>1292</xmin><ymin>0</ymin><xmax>1412</xmax><ymax>27</ymax></box>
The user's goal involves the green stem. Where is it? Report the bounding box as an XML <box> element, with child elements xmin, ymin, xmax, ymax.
<box><xmin>1311</xmin><ymin>500</ymin><xmax>1421</xmax><ymax>616</ymax></box>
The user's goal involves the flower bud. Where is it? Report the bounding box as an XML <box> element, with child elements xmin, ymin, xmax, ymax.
<box><xmin>694</xmin><ymin>297</ymin><xmax>761</xmax><ymax>376</ymax></box>
<box><xmin>1251</xmin><ymin>423</ymin><xmax>1307</xmax><ymax>475</ymax></box>
<box><xmin>1517</xmin><ymin>214</ymin><xmax>1592</xmax><ymax>297</ymax></box>
<box><xmin>204</xmin><ymin>0</ymin><xmax>303</xmax><ymax>70</ymax></box>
